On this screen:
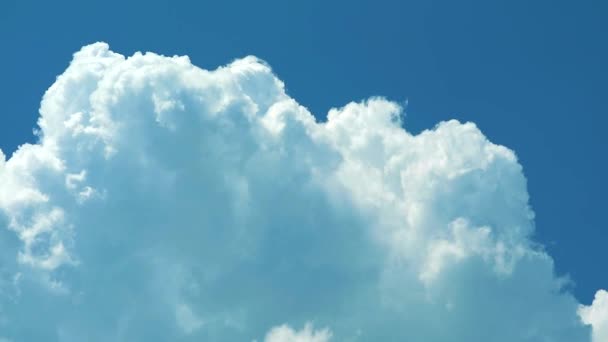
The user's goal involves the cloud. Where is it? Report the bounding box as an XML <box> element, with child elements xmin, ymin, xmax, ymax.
<box><xmin>263</xmin><ymin>323</ymin><xmax>332</xmax><ymax>342</ymax></box>
<box><xmin>580</xmin><ymin>290</ymin><xmax>608</xmax><ymax>342</ymax></box>
<box><xmin>0</xmin><ymin>42</ymin><xmax>603</xmax><ymax>340</ymax></box>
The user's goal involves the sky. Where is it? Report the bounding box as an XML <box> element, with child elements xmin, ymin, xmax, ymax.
<box><xmin>0</xmin><ymin>0</ymin><xmax>606</xmax><ymax>341</ymax></box>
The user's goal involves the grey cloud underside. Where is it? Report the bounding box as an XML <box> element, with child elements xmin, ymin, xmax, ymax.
<box><xmin>0</xmin><ymin>43</ymin><xmax>602</xmax><ymax>341</ymax></box>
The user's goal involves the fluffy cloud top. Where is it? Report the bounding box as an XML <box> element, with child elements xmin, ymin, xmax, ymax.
<box><xmin>263</xmin><ymin>323</ymin><xmax>332</xmax><ymax>342</ymax></box>
<box><xmin>0</xmin><ymin>43</ymin><xmax>604</xmax><ymax>341</ymax></box>
<box><xmin>580</xmin><ymin>290</ymin><xmax>608</xmax><ymax>342</ymax></box>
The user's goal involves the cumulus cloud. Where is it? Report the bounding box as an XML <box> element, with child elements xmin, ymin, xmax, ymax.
<box><xmin>580</xmin><ymin>290</ymin><xmax>608</xmax><ymax>342</ymax></box>
<box><xmin>0</xmin><ymin>42</ymin><xmax>603</xmax><ymax>340</ymax></box>
<box><xmin>263</xmin><ymin>323</ymin><xmax>332</xmax><ymax>342</ymax></box>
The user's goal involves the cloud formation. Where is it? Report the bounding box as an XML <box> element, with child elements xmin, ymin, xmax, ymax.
<box><xmin>0</xmin><ymin>43</ymin><xmax>604</xmax><ymax>341</ymax></box>
<box><xmin>263</xmin><ymin>323</ymin><xmax>332</xmax><ymax>342</ymax></box>
<box><xmin>580</xmin><ymin>290</ymin><xmax>608</xmax><ymax>342</ymax></box>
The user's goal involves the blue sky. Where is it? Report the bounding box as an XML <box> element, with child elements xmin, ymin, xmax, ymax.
<box><xmin>0</xmin><ymin>0</ymin><xmax>606</xmax><ymax>340</ymax></box>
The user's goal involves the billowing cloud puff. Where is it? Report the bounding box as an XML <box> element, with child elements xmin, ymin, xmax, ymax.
<box><xmin>263</xmin><ymin>323</ymin><xmax>332</xmax><ymax>342</ymax></box>
<box><xmin>0</xmin><ymin>43</ymin><xmax>604</xmax><ymax>341</ymax></box>
<box><xmin>580</xmin><ymin>290</ymin><xmax>608</xmax><ymax>342</ymax></box>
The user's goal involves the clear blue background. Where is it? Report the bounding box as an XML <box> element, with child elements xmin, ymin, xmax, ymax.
<box><xmin>0</xmin><ymin>0</ymin><xmax>606</xmax><ymax>303</ymax></box>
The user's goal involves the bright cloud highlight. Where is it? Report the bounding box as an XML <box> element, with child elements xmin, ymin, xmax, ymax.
<box><xmin>580</xmin><ymin>290</ymin><xmax>608</xmax><ymax>342</ymax></box>
<box><xmin>263</xmin><ymin>323</ymin><xmax>332</xmax><ymax>342</ymax></box>
<box><xmin>0</xmin><ymin>43</ymin><xmax>604</xmax><ymax>341</ymax></box>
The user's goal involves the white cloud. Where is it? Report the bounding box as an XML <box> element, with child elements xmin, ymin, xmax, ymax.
<box><xmin>580</xmin><ymin>290</ymin><xmax>608</xmax><ymax>342</ymax></box>
<box><xmin>264</xmin><ymin>323</ymin><xmax>332</xmax><ymax>342</ymax></box>
<box><xmin>0</xmin><ymin>42</ymin><xmax>600</xmax><ymax>340</ymax></box>
<box><xmin>175</xmin><ymin>303</ymin><xmax>204</xmax><ymax>334</ymax></box>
